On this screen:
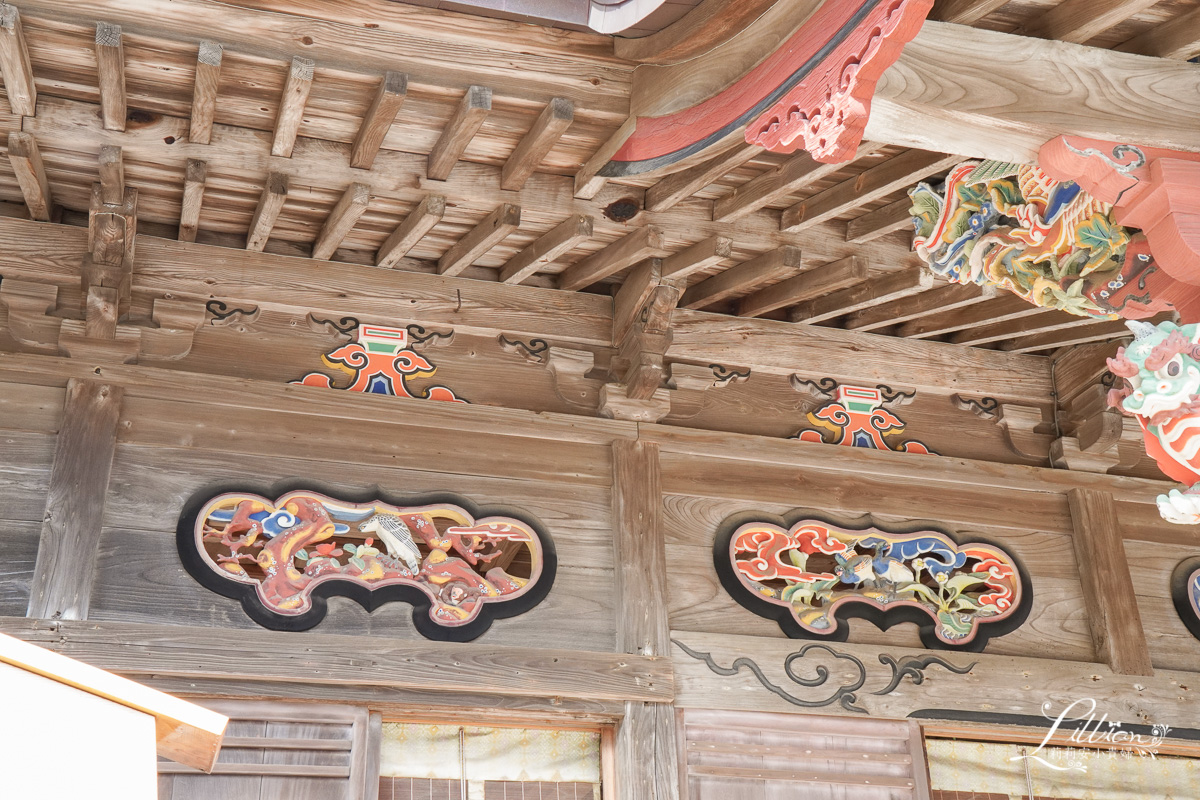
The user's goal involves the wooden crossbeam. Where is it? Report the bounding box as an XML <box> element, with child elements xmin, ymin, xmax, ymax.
<box><xmin>738</xmin><ymin>256</ymin><xmax>866</xmax><ymax>318</ymax></box>
<box><xmin>661</xmin><ymin>235</ymin><xmax>731</xmax><ymax>280</ymax></box>
<box><xmin>645</xmin><ymin>143</ymin><xmax>761</xmax><ymax>213</ymax></box>
<box><xmin>351</xmin><ymin>71</ymin><xmax>407</xmax><ymax>170</ymax></box>
<box><xmin>7</xmin><ymin>132</ymin><xmax>51</xmax><ymax>220</ymax></box>
<box><xmin>845</xmin><ymin>198</ymin><xmax>913</xmax><ymax>244</ymax></box>
<box><xmin>930</xmin><ymin>0</ymin><xmax>1008</xmax><ymax>24</ymax></box>
<box><xmin>558</xmin><ymin>226</ymin><xmax>664</xmax><ymax>292</ymax></box>
<box><xmin>427</xmin><ymin>85</ymin><xmax>491</xmax><ymax>181</ymax></box>
<box><xmin>437</xmin><ymin>202</ymin><xmax>520</xmax><ymax>277</ymax></box>
<box><xmin>781</xmin><ymin>150</ymin><xmax>958</xmax><ymax>233</ymax></box>
<box><xmin>0</xmin><ymin>4</ymin><xmax>35</xmax><ymax>116</ymax></box>
<box><xmin>271</xmin><ymin>56</ymin><xmax>314</xmax><ymax>158</ymax></box>
<box><xmin>375</xmin><ymin>194</ymin><xmax>445</xmax><ymax>268</ymax></box>
<box><xmin>312</xmin><ymin>183</ymin><xmax>370</xmax><ymax>261</ymax></box>
<box><xmin>245</xmin><ymin>172</ymin><xmax>289</xmax><ymax>251</ymax></box>
<box><xmin>952</xmin><ymin>308</ymin><xmax>1080</xmax><ymax>346</ymax></box>
<box><xmin>499</xmin><ymin>213</ymin><xmax>592</xmax><ymax>285</ymax></box>
<box><xmin>897</xmin><ymin>294</ymin><xmax>1036</xmax><ymax>338</ymax></box>
<box><xmin>714</xmin><ymin>143</ymin><xmax>882</xmax><ymax>223</ymax></box>
<box><xmin>680</xmin><ymin>246</ymin><xmax>801</xmax><ymax>310</ymax></box>
<box><xmin>189</xmin><ymin>41</ymin><xmax>222</xmax><ymax>145</ymax></box>
<box><xmin>843</xmin><ymin>282</ymin><xmax>993</xmax><ymax>332</ymax></box>
<box><xmin>97</xmin><ymin>145</ymin><xmax>124</xmax><ymax>205</ymax></box>
<box><xmin>500</xmin><ymin>97</ymin><xmax>573</xmax><ymax>191</ymax></box>
<box><xmin>1117</xmin><ymin>7</ymin><xmax>1200</xmax><ymax>59</ymax></box>
<box><xmin>177</xmin><ymin>158</ymin><xmax>207</xmax><ymax>243</ymax></box>
<box><xmin>1018</xmin><ymin>0</ymin><xmax>1159</xmax><ymax>44</ymax></box>
<box><xmin>94</xmin><ymin>23</ymin><xmax>126</xmax><ymax>131</ymax></box>
<box><xmin>789</xmin><ymin>268</ymin><xmax>932</xmax><ymax>324</ymax></box>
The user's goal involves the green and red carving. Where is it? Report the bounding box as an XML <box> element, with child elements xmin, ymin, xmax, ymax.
<box><xmin>792</xmin><ymin>380</ymin><xmax>935</xmax><ymax>454</ymax></box>
<box><xmin>178</xmin><ymin>488</ymin><xmax>555</xmax><ymax>640</ymax></box>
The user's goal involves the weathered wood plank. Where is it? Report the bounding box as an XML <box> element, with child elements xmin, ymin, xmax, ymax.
<box><xmin>661</xmin><ymin>236</ymin><xmax>731</xmax><ymax>281</ymax></box>
<box><xmin>427</xmin><ymin>85</ymin><xmax>491</xmax><ymax>181</ymax></box>
<box><xmin>245</xmin><ymin>172</ymin><xmax>289</xmax><ymax>251</ymax></box>
<box><xmin>501</xmin><ymin>97</ymin><xmax>573</xmax><ymax>191</ymax></box>
<box><xmin>177</xmin><ymin>158</ymin><xmax>207</xmax><ymax>243</ymax></box>
<box><xmin>311</xmin><ymin>182</ymin><xmax>370</xmax><ymax>261</ymax></box>
<box><xmin>737</xmin><ymin>256</ymin><xmax>866</xmax><ymax>318</ymax></box>
<box><xmin>645</xmin><ymin>144</ymin><xmax>761</xmax><ymax>213</ymax></box>
<box><xmin>789</xmin><ymin>268</ymin><xmax>931</xmax><ymax>324</ymax></box>
<box><xmin>188</xmin><ymin>40</ymin><xmax>222</xmax><ymax>146</ymax></box>
<box><xmin>437</xmin><ymin>202</ymin><xmax>520</xmax><ymax>277</ymax></box>
<box><xmin>271</xmin><ymin>56</ymin><xmax>314</xmax><ymax>158</ymax></box>
<box><xmin>26</xmin><ymin>378</ymin><xmax>123</xmax><ymax>620</ymax></box>
<box><xmin>498</xmin><ymin>213</ymin><xmax>592</xmax><ymax>285</ymax></box>
<box><xmin>613</xmin><ymin>440</ymin><xmax>668</xmax><ymax>657</ymax></box>
<box><xmin>94</xmin><ymin>22</ymin><xmax>126</xmax><ymax>131</ymax></box>
<box><xmin>1117</xmin><ymin>7</ymin><xmax>1200</xmax><ymax>60</ymax></box>
<box><xmin>845</xmin><ymin>198</ymin><xmax>915</xmax><ymax>244</ymax></box>
<box><xmin>1017</xmin><ymin>0</ymin><xmax>1159</xmax><ymax>45</ymax></box>
<box><xmin>350</xmin><ymin>71</ymin><xmax>407</xmax><ymax>170</ymax></box>
<box><xmin>375</xmin><ymin>194</ymin><xmax>445</xmax><ymax>268</ymax></box>
<box><xmin>0</xmin><ymin>4</ymin><xmax>36</xmax><ymax>116</ymax></box>
<box><xmin>0</xmin><ymin>617</ymin><xmax>673</xmax><ymax>702</ymax></box>
<box><xmin>7</xmin><ymin>132</ymin><xmax>51</xmax><ymax>220</ymax></box>
<box><xmin>680</xmin><ymin>247</ymin><xmax>801</xmax><ymax>311</ymax></box>
<box><xmin>1067</xmin><ymin>488</ymin><xmax>1153</xmax><ymax>676</ymax></box>
<box><xmin>558</xmin><ymin>226</ymin><xmax>665</xmax><ymax>292</ymax></box>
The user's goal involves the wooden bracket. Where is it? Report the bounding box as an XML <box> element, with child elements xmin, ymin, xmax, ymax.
<box><xmin>1051</xmin><ymin>384</ymin><xmax>1145</xmax><ymax>473</ymax></box>
<box><xmin>0</xmin><ymin>278</ymin><xmax>63</xmax><ymax>351</ymax></box>
<box><xmin>664</xmin><ymin>362</ymin><xmax>749</xmax><ymax>419</ymax></box>
<box><xmin>951</xmin><ymin>393</ymin><xmax>999</xmax><ymax>420</ymax></box>
<box><xmin>996</xmin><ymin>403</ymin><xmax>1053</xmax><ymax>462</ymax></box>
<box><xmin>607</xmin><ymin>259</ymin><xmax>688</xmax><ymax>418</ymax></box>
<box><xmin>86</xmin><ymin>184</ymin><xmax>137</xmax><ymax>319</ymax></box>
<box><xmin>599</xmin><ymin>382</ymin><xmax>672</xmax><ymax>422</ymax></box>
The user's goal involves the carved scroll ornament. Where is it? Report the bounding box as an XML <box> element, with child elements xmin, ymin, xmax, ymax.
<box><xmin>178</xmin><ymin>486</ymin><xmax>555</xmax><ymax>640</ymax></box>
<box><xmin>715</xmin><ymin>511</ymin><xmax>1028</xmax><ymax>650</ymax></box>
<box><xmin>790</xmin><ymin>379</ymin><xmax>935</xmax><ymax>454</ymax></box>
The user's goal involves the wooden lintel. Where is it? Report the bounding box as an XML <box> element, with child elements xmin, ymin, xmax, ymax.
<box><xmin>558</xmin><ymin>225</ymin><xmax>665</xmax><ymax>292</ymax></box>
<box><xmin>311</xmin><ymin>182</ymin><xmax>370</xmax><ymax>261</ymax></box>
<box><xmin>427</xmin><ymin>85</ymin><xmax>491</xmax><ymax>181</ymax></box>
<box><xmin>0</xmin><ymin>4</ymin><xmax>35</xmax><ymax>116</ymax></box>
<box><xmin>738</xmin><ymin>256</ymin><xmax>867</xmax><ymax>318</ymax></box>
<box><xmin>790</xmin><ymin>267</ymin><xmax>932</xmax><ymax>324</ymax></box>
<box><xmin>271</xmin><ymin>56</ymin><xmax>314</xmax><ymax>158</ymax></box>
<box><xmin>245</xmin><ymin>172</ymin><xmax>289</xmax><ymax>251</ymax></box>
<box><xmin>501</xmin><ymin>97</ymin><xmax>574</xmax><ymax>191</ymax></box>
<box><xmin>177</xmin><ymin>158</ymin><xmax>207</xmax><ymax>243</ymax></box>
<box><xmin>499</xmin><ymin>213</ymin><xmax>593</xmax><ymax>285</ymax></box>
<box><xmin>376</xmin><ymin>194</ymin><xmax>445</xmax><ymax>268</ymax></box>
<box><xmin>97</xmin><ymin>145</ymin><xmax>123</xmax><ymax>206</ymax></box>
<box><xmin>27</xmin><ymin>379</ymin><xmax>124</xmax><ymax>621</ymax></box>
<box><xmin>1066</xmin><ymin>488</ymin><xmax>1154</xmax><ymax>676</ymax></box>
<box><xmin>7</xmin><ymin>131</ymin><xmax>52</xmax><ymax>221</ymax></box>
<box><xmin>661</xmin><ymin>235</ymin><xmax>732</xmax><ymax>281</ymax></box>
<box><xmin>680</xmin><ymin>246</ymin><xmax>801</xmax><ymax>310</ymax></box>
<box><xmin>437</xmin><ymin>202</ymin><xmax>521</xmax><ymax>277</ymax></box>
<box><xmin>351</xmin><ymin>70</ymin><xmax>407</xmax><ymax>170</ymax></box>
<box><xmin>94</xmin><ymin>22</ymin><xmax>126</xmax><ymax>131</ymax></box>
<box><xmin>189</xmin><ymin>40</ymin><xmax>223</xmax><ymax>146</ymax></box>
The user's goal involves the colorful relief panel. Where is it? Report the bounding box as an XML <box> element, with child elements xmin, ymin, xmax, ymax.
<box><xmin>293</xmin><ymin>323</ymin><xmax>466</xmax><ymax>402</ymax></box>
<box><xmin>715</xmin><ymin>511</ymin><xmax>1028</xmax><ymax>650</ymax></box>
<box><xmin>1171</xmin><ymin>557</ymin><xmax>1200</xmax><ymax>643</ymax></box>
<box><xmin>1107</xmin><ymin>319</ymin><xmax>1200</xmax><ymax>524</ymax></box>
<box><xmin>910</xmin><ymin>160</ymin><xmax>1168</xmax><ymax>320</ymax></box>
<box><xmin>177</xmin><ymin>486</ymin><xmax>555</xmax><ymax>640</ymax></box>
<box><xmin>791</xmin><ymin>382</ymin><xmax>936</xmax><ymax>454</ymax></box>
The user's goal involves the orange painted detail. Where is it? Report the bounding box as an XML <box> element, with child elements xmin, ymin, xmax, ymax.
<box><xmin>1039</xmin><ymin>136</ymin><xmax>1200</xmax><ymax>321</ymax></box>
<box><xmin>747</xmin><ymin>0</ymin><xmax>934</xmax><ymax>161</ymax></box>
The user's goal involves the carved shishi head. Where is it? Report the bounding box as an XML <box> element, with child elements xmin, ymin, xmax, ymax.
<box><xmin>1108</xmin><ymin>320</ymin><xmax>1200</xmax><ymax>425</ymax></box>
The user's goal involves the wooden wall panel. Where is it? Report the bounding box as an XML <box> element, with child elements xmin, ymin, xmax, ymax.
<box><xmin>0</xmin><ymin>520</ymin><xmax>39</xmax><ymax>616</ymax></box>
<box><xmin>1123</xmin><ymin>538</ymin><xmax>1200</xmax><ymax>672</ymax></box>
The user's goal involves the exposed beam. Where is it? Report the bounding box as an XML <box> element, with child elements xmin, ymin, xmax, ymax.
<box><xmin>1117</xmin><ymin>7</ymin><xmax>1200</xmax><ymax>60</ymax></box>
<box><xmin>1001</xmin><ymin>318</ymin><xmax>1145</xmax><ymax>353</ymax></box>
<box><xmin>661</xmin><ymin>235</ymin><xmax>731</xmax><ymax>280</ymax></box>
<box><xmin>437</xmin><ymin>202</ymin><xmax>520</xmax><ymax>277</ymax></box>
<box><xmin>843</xmin><ymin>283</ymin><xmax>994</xmax><ymax>332</ymax></box>
<box><xmin>312</xmin><ymin>182</ymin><xmax>370</xmax><ymax>261</ymax></box>
<box><xmin>952</xmin><ymin>308</ymin><xmax>1080</xmax><ymax>346</ymax></box>
<box><xmin>789</xmin><ymin>268</ymin><xmax>932</xmax><ymax>324</ymax></box>
<box><xmin>500</xmin><ymin>97</ymin><xmax>574</xmax><ymax>191</ymax></box>
<box><xmin>781</xmin><ymin>150</ymin><xmax>958</xmax><ymax>233</ymax></box>
<box><xmin>94</xmin><ymin>23</ymin><xmax>126</xmax><ymax>131</ymax></box>
<box><xmin>680</xmin><ymin>246</ymin><xmax>801</xmax><ymax>310</ymax></box>
<box><xmin>898</xmin><ymin>294</ymin><xmax>1037</xmax><ymax>339</ymax></box>
<box><xmin>189</xmin><ymin>41</ymin><xmax>222</xmax><ymax>146</ymax></box>
<box><xmin>0</xmin><ymin>4</ymin><xmax>35</xmax><ymax>116</ymax></box>
<box><xmin>427</xmin><ymin>85</ymin><xmax>491</xmax><ymax>181</ymax></box>
<box><xmin>930</xmin><ymin>0</ymin><xmax>1008</xmax><ymax>25</ymax></box>
<box><xmin>271</xmin><ymin>56</ymin><xmax>314</xmax><ymax>158</ymax></box>
<box><xmin>97</xmin><ymin>145</ymin><xmax>124</xmax><ymax>206</ymax></box>
<box><xmin>714</xmin><ymin>143</ymin><xmax>882</xmax><ymax>223</ymax></box>
<box><xmin>558</xmin><ymin>226</ymin><xmax>665</xmax><ymax>292</ymax></box>
<box><xmin>1017</xmin><ymin>0</ymin><xmax>1160</xmax><ymax>45</ymax></box>
<box><xmin>869</xmin><ymin>20</ymin><xmax>1200</xmax><ymax>162</ymax></box>
<box><xmin>499</xmin><ymin>213</ymin><xmax>592</xmax><ymax>285</ymax></box>
<box><xmin>645</xmin><ymin>143</ymin><xmax>762</xmax><ymax>213</ymax></box>
<box><xmin>245</xmin><ymin>172</ymin><xmax>289</xmax><ymax>251</ymax></box>
<box><xmin>1067</xmin><ymin>489</ymin><xmax>1153</xmax><ymax>676</ymax></box>
<box><xmin>737</xmin><ymin>256</ymin><xmax>866</xmax><ymax>318</ymax></box>
<box><xmin>7</xmin><ymin>132</ymin><xmax>51</xmax><ymax>221</ymax></box>
<box><xmin>350</xmin><ymin>71</ymin><xmax>407</xmax><ymax>170</ymax></box>
<box><xmin>177</xmin><ymin>158</ymin><xmax>207</xmax><ymax>243</ymax></box>
<box><xmin>375</xmin><ymin>194</ymin><xmax>445</xmax><ymax>268</ymax></box>
<box><xmin>845</xmin><ymin>198</ymin><xmax>913</xmax><ymax>244</ymax></box>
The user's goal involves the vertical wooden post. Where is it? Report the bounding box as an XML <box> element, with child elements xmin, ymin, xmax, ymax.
<box><xmin>612</xmin><ymin>439</ymin><xmax>679</xmax><ymax>800</ymax></box>
<box><xmin>1067</xmin><ymin>488</ymin><xmax>1154</xmax><ymax>676</ymax></box>
<box><xmin>27</xmin><ymin>378</ymin><xmax>124</xmax><ymax>620</ymax></box>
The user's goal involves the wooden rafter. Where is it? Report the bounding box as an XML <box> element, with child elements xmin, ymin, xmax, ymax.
<box><xmin>7</xmin><ymin>132</ymin><xmax>51</xmax><ymax>221</ymax></box>
<box><xmin>1017</xmin><ymin>0</ymin><xmax>1161</xmax><ymax>45</ymax></box>
<box><xmin>351</xmin><ymin>71</ymin><xmax>408</xmax><ymax>170</ymax></box>
<box><xmin>499</xmin><ymin>214</ymin><xmax>593</xmax><ymax>285</ymax></box>
<box><xmin>843</xmin><ymin>283</ymin><xmax>995</xmax><ymax>332</ymax></box>
<box><xmin>737</xmin><ymin>256</ymin><xmax>867</xmax><ymax>318</ymax></box>
<box><xmin>94</xmin><ymin>22</ymin><xmax>125</xmax><ymax>132</ymax></box>
<box><xmin>428</xmin><ymin>85</ymin><xmax>491</xmax><ymax>181</ymax></box>
<box><xmin>680</xmin><ymin>246</ymin><xmax>801</xmax><ymax>311</ymax></box>
<box><xmin>189</xmin><ymin>41</ymin><xmax>222</xmax><ymax>146</ymax></box>
<box><xmin>1117</xmin><ymin>8</ymin><xmax>1200</xmax><ymax>60</ymax></box>
<box><xmin>897</xmin><ymin>294</ymin><xmax>1038</xmax><ymax>339</ymax></box>
<box><xmin>272</xmin><ymin>56</ymin><xmax>314</xmax><ymax>158</ymax></box>
<box><xmin>645</xmin><ymin>143</ymin><xmax>762</xmax><ymax>213</ymax></box>
<box><xmin>177</xmin><ymin>159</ymin><xmax>207</xmax><ymax>244</ymax></box>
<box><xmin>0</xmin><ymin>4</ymin><xmax>35</xmax><ymax>116</ymax></box>
<box><xmin>437</xmin><ymin>202</ymin><xmax>521</xmax><ymax>277</ymax></box>
<box><xmin>246</xmin><ymin>173</ymin><xmax>289</xmax><ymax>252</ymax></box>
<box><xmin>376</xmin><ymin>194</ymin><xmax>445</xmax><ymax>269</ymax></box>
<box><xmin>501</xmin><ymin>97</ymin><xmax>574</xmax><ymax>191</ymax></box>
<box><xmin>558</xmin><ymin>226</ymin><xmax>665</xmax><ymax>292</ymax></box>
<box><xmin>713</xmin><ymin>146</ymin><xmax>879</xmax><ymax>223</ymax></box>
<box><xmin>790</xmin><ymin>267</ymin><xmax>932</xmax><ymax>324</ymax></box>
<box><xmin>312</xmin><ymin>183</ymin><xmax>370</xmax><ymax>261</ymax></box>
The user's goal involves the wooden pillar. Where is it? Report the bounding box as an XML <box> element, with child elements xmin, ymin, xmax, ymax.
<box><xmin>1067</xmin><ymin>488</ymin><xmax>1153</xmax><ymax>676</ymax></box>
<box><xmin>611</xmin><ymin>440</ymin><xmax>679</xmax><ymax>800</ymax></box>
<box><xmin>27</xmin><ymin>378</ymin><xmax>123</xmax><ymax>620</ymax></box>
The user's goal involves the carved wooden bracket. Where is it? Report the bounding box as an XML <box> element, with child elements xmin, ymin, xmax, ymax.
<box><xmin>1051</xmin><ymin>384</ymin><xmax>1144</xmax><ymax>473</ymax></box>
<box><xmin>0</xmin><ymin>278</ymin><xmax>62</xmax><ymax>352</ymax></box>
<box><xmin>951</xmin><ymin>393</ymin><xmax>999</xmax><ymax>420</ymax></box>
<box><xmin>663</xmin><ymin>362</ymin><xmax>750</xmax><ymax>419</ymax></box>
<box><xmin>996</xmin><ymin>404</ymin><xmax>1052</xmax><ymax>462</ymax></box>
